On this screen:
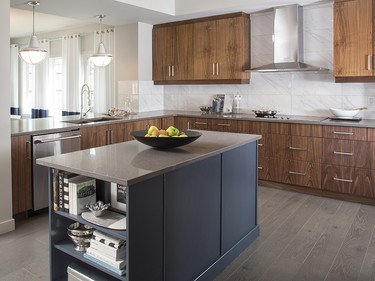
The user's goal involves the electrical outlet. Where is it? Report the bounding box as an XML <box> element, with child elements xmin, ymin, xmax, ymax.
<box><xmin>368</xmin><ymin>96</ymin><xmax>375</xmax><ymax>106</ymax></box>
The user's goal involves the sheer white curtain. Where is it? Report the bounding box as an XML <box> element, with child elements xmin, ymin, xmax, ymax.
<box><xmin>62</xmin><ymin>34</ymin><xmax>82</xmax><ymax>114</ymax></box>
<box><xmin>34</xmin><ymin>39</ymin><xmax>50</xmax><ymax>116</ymax></box>
<box><xmin>10</xmin><ymin>44</ymin><xmax>19</xmax><ymax>115</ymax></box>
<box><xmin>93</xmin><ymin>28</ymin><xmax>115</xmax><ymax>114</ymax></box>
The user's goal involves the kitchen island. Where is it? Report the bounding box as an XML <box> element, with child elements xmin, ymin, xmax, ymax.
<box><xmin>37</xmin><ymin>130</ymin><xmax>261</xmax><ymax>281</ymax></box>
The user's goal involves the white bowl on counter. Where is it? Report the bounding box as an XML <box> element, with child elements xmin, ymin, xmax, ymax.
<box><xmin>329</xmin><ymin>108</ymin><xmax>361</xmax><ymax>118</ymax></box>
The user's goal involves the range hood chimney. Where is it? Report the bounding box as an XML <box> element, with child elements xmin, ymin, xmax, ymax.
<box><xmin>249</xmin><ymin>5</ymin><xmax>328</xmax><ymax>72</ymax></box>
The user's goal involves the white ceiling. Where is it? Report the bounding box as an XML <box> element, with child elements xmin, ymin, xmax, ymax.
<box><xmin>10</xmin><ymin>0</ymin><xmax>323</xmax><ymax>38</ymax></box>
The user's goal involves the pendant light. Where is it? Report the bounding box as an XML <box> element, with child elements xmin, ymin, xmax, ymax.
<box><xmin>19</xmin><ymin>1</ymin><xmax>48</xmax><ymax>64</ymax></box>
<box><xmin>90</xmin><ymin>15</ymin><xmax>112</xmax><ymax>67</ymax></box>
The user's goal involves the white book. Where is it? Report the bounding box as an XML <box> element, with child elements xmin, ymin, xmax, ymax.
<box><xmin>86</xmin><ymin>247</ymin><xmax>126</xmax><ymax>269</ymax></box>
<box><xmin>68</xmin><ymin>176</ymin><xmax>96</xmax><ymax>215</ymax></box>
<box><xmin>89</xmin><ymin>239</ymin><xmax>126</xmax><ymax>260</ymax></box>
<box><xmin>92</xmin><ymin>230</ymin><xmax>126</xmax><ymax>248</ymax></box>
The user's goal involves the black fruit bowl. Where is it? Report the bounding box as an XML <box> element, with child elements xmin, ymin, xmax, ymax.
<box><xmin>130</xmin><ymin>130</ymin><xmax>202</xmax><ymax>149</ymax></box>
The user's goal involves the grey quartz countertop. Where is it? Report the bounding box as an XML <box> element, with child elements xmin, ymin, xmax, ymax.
<box><xmin>36</xmin><ymin>130</ymin><xmax>261</xmax><ymax>186</ymax></box>
<box><xmin>11</xmin><ymin>110</ymin><xmax>375</xmax><ymax>136</ymax></box>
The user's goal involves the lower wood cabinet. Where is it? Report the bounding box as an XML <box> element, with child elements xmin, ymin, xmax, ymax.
<box><xmin>11</xmin><ymin>135</ymin><xmax>33</xmax><ymax>215</ymax></box>
<box><xmin>322</xmin><ymin>164</ymin><xmax>375</xmax><ymax>198</ymax></box>
<box><xmin>125</xmin><ymin>118</ymin><xmax>162</xmax><ymax>141</ymax></box>
<box><xmin>208</xmin><ymin>119</ymin><xmax>238</xmax><ymax>132</ymax></box>
<box><xmin>175</xmin><ymin>117</ymin><xmax>209</xmax><ymax>131</ymax></box>
<box><xmin>81</xmin><ymin>123</ymin><xmax>126</xmax><ymax>149</ymax></box>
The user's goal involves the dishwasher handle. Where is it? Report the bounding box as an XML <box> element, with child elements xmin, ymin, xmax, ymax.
<box><xmin>33</xmin><ymin>134</ymin><xmax>81</xmax><ymax>144</ymax></box>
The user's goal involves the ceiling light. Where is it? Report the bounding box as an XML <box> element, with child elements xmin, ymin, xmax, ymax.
<box><xmin>19</xmin><ymin>1</ymin><xmax>48</xmax><ymax>64</ymax></box>
<box><xmin>90</xmin><ymin>15</ymin><xmax>112</xmax><ymax>67</ymax></box>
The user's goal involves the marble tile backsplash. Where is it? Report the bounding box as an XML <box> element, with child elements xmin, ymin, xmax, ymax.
<box><xmin>117</xmin><ymin>1</ymin><xmax>375</xmax><ymax>119</ymax></box>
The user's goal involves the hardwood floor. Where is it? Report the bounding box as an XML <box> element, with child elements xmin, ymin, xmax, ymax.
<box><xmin>1</xmin><ymin>186</ymin><xmax>375</xmax><ymax>281</ymax></box>
<box><xmin>215</xmin><ymin>186</ymin><xmax>375</xmax><ymax>281</ymax></box>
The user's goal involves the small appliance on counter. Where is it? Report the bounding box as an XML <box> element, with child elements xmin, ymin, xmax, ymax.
<box><xmin>212</xmin><ymin>95</ymin><xmax>225</xmax><ymax>113</ymax></box>
<box><xmin>232</xmin><ymin>94</ymin><xmax>242</xmax><ymax>114</ymax></box>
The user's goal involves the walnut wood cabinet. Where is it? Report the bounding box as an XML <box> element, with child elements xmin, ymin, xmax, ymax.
<box><xmin>322</xmin><ymin>125</ymin><xmax>375</xmax><ymax>198</ymax></box>
<box><xmin>11</xmin><ymin>134</ymin><xmax>33</xmax><ymax>215</ymax></box>
<box><xmin>152</xmin><ymin>24</ymin><xmax>194</xmax><ymax>82</ymax></box>
<box><xmin>175</xmin><ymin>117</ymin><xmax>209</xmax><ymax>131</ymax></box>
<box><xmin>153</xmin><ymin>12</ymin><xmax>250</xmax><ymax>85</ymax></box>
<box><xmin>80</xmin><ymin>123</ymin><xmax>126</xmax><ymax>149</ymax></box>
<box><xmin>334</xmin><ymin>0</ymin><xmax>375</xmax><ymax>82</ymax></box>
<box><xmin>125</xmin><ymin>118</ymin><xmax>162</xmax><ymax>141</ymax></box>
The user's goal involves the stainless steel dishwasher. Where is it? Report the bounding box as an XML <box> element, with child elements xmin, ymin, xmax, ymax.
<box><xmin>32</xmin><ymin>130</ymin><xmax>81</xmax><ymax>210</ymax></box>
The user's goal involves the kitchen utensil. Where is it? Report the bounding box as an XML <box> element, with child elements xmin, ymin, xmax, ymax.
<box><xmin>199</xmin><ymin>106</ymin><xmax>212</xmax><ymax>113</ymax></box>
<box><xmin>252</xmin><ymin>109</ymin><xmax>278</xmax><ymax>117</ymax></box>
<box><xmin>329</xmin><ymin>108</ymin><xmax>360</xmax><ymax>118</ymax></box>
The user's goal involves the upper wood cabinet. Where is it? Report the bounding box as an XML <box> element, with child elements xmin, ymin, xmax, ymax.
<box><xmin>153</xmin><ymin>12</ymin><xmax>250</xmax><ymax>85</ymax></box>
<box><xmin>152</xmin><ymin>24</ymin><xmax>194</xmax><ymax>82</ymax></box>
<box><xmin>334</xmin><ymin>0</ymin><xmax>375</xmax><ymax>82</ymax></box>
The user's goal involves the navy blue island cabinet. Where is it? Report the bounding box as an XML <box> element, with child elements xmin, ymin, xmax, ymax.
<box><xmin>37</xmin><ymin>131</ymin><xmax>260</xmax><ymax>281</ymax></box>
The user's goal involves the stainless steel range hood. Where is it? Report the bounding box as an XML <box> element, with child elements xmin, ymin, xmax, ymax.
<box><xmin>248</xmin><ymin>5</ymin><xmax>328</xmax><ymax>72</ymax></box>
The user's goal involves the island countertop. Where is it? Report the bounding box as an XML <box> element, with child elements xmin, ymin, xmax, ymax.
<box><xmin>36</xmin><ymin>130</ymin><xmax>261</xmax><ymax>186</ymax></box>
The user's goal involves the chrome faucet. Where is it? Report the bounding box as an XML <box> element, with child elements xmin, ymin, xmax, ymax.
<box><xmin>80</xmin><ymin>84</ymin><xmax>91</xmax><ymax>119</ymax></box>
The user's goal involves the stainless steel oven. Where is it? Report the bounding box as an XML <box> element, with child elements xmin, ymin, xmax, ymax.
<box><xmin>32</xmin><ymin>130</ymin><xmax>81</xmax><ymax>210</ymax></box>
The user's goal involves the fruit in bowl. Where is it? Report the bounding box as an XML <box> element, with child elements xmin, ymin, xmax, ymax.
<box><xmin>143</xmin><ymin>126</ymin><xmax>186</xmax><ymax>138</ymax></box>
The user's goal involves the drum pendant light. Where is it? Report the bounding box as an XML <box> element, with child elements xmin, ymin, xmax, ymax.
<box><xmin>90</xmin><ymin>15</ymin><xmax>112</xmax><ymax>67</ymax></box>
<box><xmin>19</xmin><ymin>1</ymin><xmax>48</xmax><ymax>64</ymax></box>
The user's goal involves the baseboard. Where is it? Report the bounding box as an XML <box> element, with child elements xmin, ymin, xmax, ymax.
<box><xmin>0</xmin><ymin>218</ymin><xmax>15</xmax><ymax>234</ymax></box>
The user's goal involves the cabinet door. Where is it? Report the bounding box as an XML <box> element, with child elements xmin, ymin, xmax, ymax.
<box><xmin>334</xmin><ymin>0</ymin><xmax>373</xmax><ymax>77</ymax></box>
<box><xmin>193</xmin><ymin>20</ymin><xmax>217</xmax><ymax>80</ymax></box>
<box><xmin>153</xmin><ymin>26</ymin><xmax>174</xmax><ymax>81</ymax></box>
<box><xmin>109</xmin><ymin>123</ymin><xmax>126</xmax><ymax>145</ymax></box>
<box><xmin>209</xmin><ymin>119</ymin><xmax>238</xmax><ymax>132</ymax></box>
<box><xmin>175</xmin><ymin>117</ymin><xmax>209</xmax><ymax>131</ymax></box>
<box><xmin>80</xmin><ymin>126</ymin><xmax>98</xmax><ymax>149</ymax></box>
<box><xmin>216</xmin><ymin>16</ymin><xmax>250</xmax><ymax>81</ymax></box>
<box><xmin>96</xmin><ymin>125</ymin><xmax>110</xmax><ymax>147</ymax></box>
<box><xmin>11</xmin><ymin>135</ymin><xmax>33</xmax><ymax>215</ymax></box>
<box><xmin>173</xmin><ymin>24</ymin><xmax>194</xmax><ymax>81</ymax></box>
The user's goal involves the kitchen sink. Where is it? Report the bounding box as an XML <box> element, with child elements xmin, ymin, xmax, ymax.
<box><xmin>62</xmin><ymin>117</ymin><xmax>120</xmax><ymax>124</ymax></box>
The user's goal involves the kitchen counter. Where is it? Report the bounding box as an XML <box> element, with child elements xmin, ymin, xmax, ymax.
<box><xmin>39</xmin><ymin>130</ymin><xmax>260</xmax><ymax>281</ymax></box>
<box><xmin>11</xmin><ymin>110</ymin><xmax>375</xmax><ymax>136</ymax></box>
<box><xmin>36</xmin><ymin>130</ymin><xmax>261</xmax><ymax>186</ymax></box>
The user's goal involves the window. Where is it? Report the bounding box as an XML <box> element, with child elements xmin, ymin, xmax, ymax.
<box><xmin>49</xmin><ymin>57</ymin><xmax>63</xmax><ymax>116</ymax></box>
<box><xmin>21</xmin><ymin>63</ymin><xmax>36</xmax><ymax>116</ymax></box>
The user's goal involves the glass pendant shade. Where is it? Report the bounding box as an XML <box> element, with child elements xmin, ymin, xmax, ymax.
<box><xmin>90</xmin><ymin>42</ymin><xmax>112</xmax><ymax>67</ymax></box>
<box><xmin>18</xmin><ymin>1</ymin><xmax>47</xmax><ymax>64</ymax></box>
<box><xmin>19</xmin><ymin>34</ymin><xmax>47</xmax><ymax>64</ymax></box>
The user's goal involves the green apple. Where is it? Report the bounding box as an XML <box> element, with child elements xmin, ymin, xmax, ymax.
<box><xmin>147</xmin><ymin>125</ymin><xmax>159</xmax><ymax>135</ymax></box>
<box><xmin>166</xmin><ymin>126</ymin><xmax>179</xmax><ymax>137</ymax></box>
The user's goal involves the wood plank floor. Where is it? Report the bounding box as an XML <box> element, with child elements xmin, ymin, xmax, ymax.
<box><xmin>1</xmin><ymin>186</ymin><xmax>375</xmax><ymax>280</ymax></box>
<box><xmin>215</xmin><ymin>186</ymin><xmax>375</xmax><ymax>281</ymax></box>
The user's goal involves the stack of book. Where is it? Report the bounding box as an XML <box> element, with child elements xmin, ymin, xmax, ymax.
<box><xmin>54</xmin><ymin>171</ymin><xmax>96</xmax><ymax>215</ymax></box>
<box><xmin>83</xmin><ymin>230</ymin><xmax>126</xmax><ymax>276</ymax></box>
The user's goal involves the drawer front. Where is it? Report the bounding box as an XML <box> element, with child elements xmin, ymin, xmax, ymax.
<box><xmin>322</xmin><ymin>165</ymin><xmax>374</xmax><ymax>198</ymax></box>
<box><xmin>189</xmin><ymin>118</ymin><xmax>208</xmax><ymax>130</ymax></box>
<box><xmin>323</xmin><ymin>139</ymin><xmax>371</xmax><ymax>168</ymax></box>
<box><xmin>290</xmin><ymin>124</ymin><xmax>323</xmax><ymax>137</ymax></box>
<box><xmin>257</xmin><ymin>134</ymin><xmax>268</xmax><ymax>158</ymax></box>
<box><xmin>368</xmin><ymin>128</ymin><xmax>375</xmax><ymax>141</ymax></box>
<box><xmin>323</xmin><ymin>126</ymin><xmax>367</xmax><ymax>141</ymax></box>
<box><xmin>239</xmin><ymin>120</ymin><xmax>270</xmax><ymax>134</ymax></box>
<box><xmin>209</xmin><ymin>119</ymin><xmax>238</xmax><ymax>132</ymax></box>
<box><xmin>268</xmin><ymin>158</ymin><xmax>321</xmax><ymax>189</ymax></box>
<box><xmin>269</xmin><ymin>122</ymin><xmax>289</xmax><ymax>135</ymax></box>
<box><xmin>269</xmin><ymin>135</ymin><xmax>322</xmax><ymax>162</ymax></box>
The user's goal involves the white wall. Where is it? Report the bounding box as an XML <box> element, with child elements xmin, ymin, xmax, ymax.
<box><xmin>115</xmin><ymin>0</ymin><xmax>175</xmax><ymax>15</ymax></box>
<box><xmin>0</xmin><ymin>0</ymin><xmax>15</xmax><ymax>234</ymax></box>
<box><xmin>163</xmin><ymin>2</ymin><xmax>375</xmax><ymax>119</ymax></box>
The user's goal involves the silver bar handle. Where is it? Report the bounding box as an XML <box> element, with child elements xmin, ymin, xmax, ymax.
<box><xmin>26</xmin><ymin>141</ymin><xmax>31</xmax><ymax>160</ymax></box>
<box><xmin>195</xmin><ymin>122</ymin><xmax>207</xmax><ymax>125</ymax></box>
<box><xmin>258</xmin><ymin>166</ymin><xmax>263</xmax><ymax>170</ymax></box>
<box><xmin>216</xmin><ymin>63</ymin><xmax>219</xmax><ymax>75</ymax></box>
<box><xmin>289</xmin><ymin>146</ymin><xmax>307</xmax><ymax>151</ymax></box>
<box><xmin>168</xmin><ymin>65</ymin><xmax>171</xmax><ymax>77</ymax></box>
<box><xmin>187</xmin><ymin>122</ymin><xmax>190</xmax><ymax>130</ymax></box>
<box><xmin>334</xmin><ymin>151</ymin><xmax>353</xmax><ymax>156</ymax></box>
<box><xmin>34</xmin><ymin>135</ymin><xmax>81</xmax><ymax>144</ymax></box>
<box><xmin>172</xmin><ymin>65</ymin><xmax>175</xmax><ymax>77</ymax></box>
<box><xmin>106</xmin><ymin>130</ymin><xmax>110</xmax><ymax>145</ymax></box>
<box><xmin>289</xmin><ymin>171</ymin><xmax>306</xmax><ymax>176</ymax></box>
<box><xmin>217</xmin><ymin>123</ymin><xmax>231</xmax><ymax>127</ymax></box>
<box><xmin>212</xmin><ymin>63</ymin><xmax>215</xmax><ymax>75</ymax></box>
<box><xmin>110</xmin><ymin>130</ymin><xmax>114</xmax><ymax>144</ymax></box>
<box><xmin>334</xmin><ymin>177</ymin><xmax>353</xmax><ymax>183</ymax></box>
<box><xmin>258</xmin><ymin>143</ymin><xmax>263</xmax><ymax>147</ymax></box>
<box><xmin>333</xmin><ymin>131</ymin><xmax>353</xmax><ymax>135</ymax></box>
<box><xmin>368</xmin><ymin>55</ymin><xmax>372</xmax><ymax>71</ymax></box>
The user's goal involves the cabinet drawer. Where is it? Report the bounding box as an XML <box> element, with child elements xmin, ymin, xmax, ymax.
<box><xmin>323</xmin><ymin>126</ymin><xmax>367</xmax><ymax>140</ymax></box>
<box><xmin>269</xmin><ymin>135</ymin><xmax>322</xmax><ymax>162</ymax></box>
<box><xmin>268</xmin><ymin>158</ymin><xmax>321</xmax><ymax>189</ymax></box>
<box><xmin>258</xmin><ymin>157</ymin><xmax>269</xmax><ymax>180</ymax></box>
<box><xmin>209</xmin><ymin>119</ymin><xmax>238</xmax><ymax>132</ymax></box>
<box><xmin>323</xmin><ymin>139</ymin><xmax>371</xmax><ymax>168</ymax></box>
<box><xmin>368</xmin><ymin>128</ymin><xmax>375</xmax><ymax>141</ymax></box>
<box><xmin>189</xmin><ymin>118</ymin><xmax>209</xmax><ymax>130</ymax></box>
<box><xmin>257</xmin><ymin>134</ymin><xmax>268</xmax><ymax>158</ymax></box>
<box><xmin>269</xmin><ymin>122</ymin><xmax>289</xmax><ymax>135</ymax></box>
<box><xmin>239</xmin><ymin>120</ymin><xmax>270</xmax><ymax>134</ymax></box>
<box><xmin>290</xmin><ymin>124</ymin><xmax>322</xmax><ymax>137</ymax></box>
<box><xmin>322</xmin><ymin>165</ymin><xmax>374</xmax><ymax>198</ymax></box>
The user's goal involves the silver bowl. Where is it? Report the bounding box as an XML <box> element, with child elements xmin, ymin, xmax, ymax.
<box><xmin>67</xmin><ymin>232</ymin><xmax>92</xmax><ymax>252</ymax></box>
